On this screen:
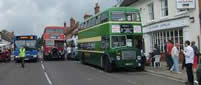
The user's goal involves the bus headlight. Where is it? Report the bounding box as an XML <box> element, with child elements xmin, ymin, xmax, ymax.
<box><xmin>137</xmin><ymin>56</ymin><xmax>141</xmax><ymax>60</ymax></box>
<box><xmin>116</xmin><ymin>56</ymin><xmax>121</xmax><ymax>60</ymax></box>
<box><xmin>33</xmin><ymin>55</ymin><xmax>37</xmax><ymax>58</ymax></box>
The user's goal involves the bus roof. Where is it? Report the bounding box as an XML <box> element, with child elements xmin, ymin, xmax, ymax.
<box><xmin>82</xmin><ymin>7</ymin><xmax>139</xmax><ymax>22</ymax></box>
<box><xmin>15</xmin><ymin>35</ymin><xmax>37</xmax><ymax>37</ymax></box>
<box><xmin>43</xmin><ymin>26</ymin><xmax>66</xmax><ymax>34</ymax></box>
<box><xmin>44</xmin><ymin>26</ymin><xmax>65</xmax><ymax>29</ymax></box>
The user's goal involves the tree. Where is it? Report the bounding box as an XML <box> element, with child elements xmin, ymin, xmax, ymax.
<box><xmin>36</xmin><ymin>37</ymin><xmax>43</xmax><ymax>50</ymax></box>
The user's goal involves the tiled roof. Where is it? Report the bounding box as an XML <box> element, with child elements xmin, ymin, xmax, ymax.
<box><xmin>120</xmin><ymin>0</ymin><xmax>138</xmax><ymax>6</ymax></box>
<box><xmin>64</xmin><ymin>22</ymin><xmax>79</xmax><ymax>36</ymax></box>
<box><xmin>1</xmin><ymin>33</ymin><xmax>13</xmax><ymax>42</ymax></box>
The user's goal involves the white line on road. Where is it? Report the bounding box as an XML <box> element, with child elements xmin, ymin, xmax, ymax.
<box><xmin>41</xmin><ymin>64</ymin><xmax>45</xmax><ymax>70</ymax></box>
<box><xmin>41</xmin><ymin>61</ymin><xmax>53</xmax><ymax>85</ymax></box>
<box><xmin>44</xmin><ymin>72</ymin><xmax>53</xmax><ymax>85</ymax></box>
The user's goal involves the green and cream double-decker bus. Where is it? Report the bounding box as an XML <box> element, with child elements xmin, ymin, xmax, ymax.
<box><xmin>78</xmin><ymin>7</ymin><xmax>144</xmax><ymax>72</ymax></box>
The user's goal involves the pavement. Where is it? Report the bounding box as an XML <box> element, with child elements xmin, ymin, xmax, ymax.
<box><xmin>145</xmin><ymin>62</ymin><xmax>198</xmax><ymax>83</ymax></box>
<box><xmin>0</xmin><ymin>60</ymin><xmax>185</xmax><ymax>85</ymax></box>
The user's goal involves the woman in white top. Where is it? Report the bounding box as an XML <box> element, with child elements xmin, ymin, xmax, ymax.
<box><xmin>171</xmin><ymin>43</ymin><xmax>180</xmax><ymax>73</ymax></box>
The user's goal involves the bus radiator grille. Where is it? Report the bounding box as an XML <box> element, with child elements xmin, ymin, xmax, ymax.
<box><xmin>122</xmin><ymin>51</ymin><xmax>136</xmax><ymax>60</ymax></box>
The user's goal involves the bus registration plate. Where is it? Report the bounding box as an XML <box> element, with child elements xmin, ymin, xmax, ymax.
<box><xmin>24</xmin><ymin>58</ymin><xmax>29</xmax><ymax>60</ymax></box>
<box><xmin>125</xmin><ymin>63</ymin><xmax>133</xmax><ymax>66</ymax></box>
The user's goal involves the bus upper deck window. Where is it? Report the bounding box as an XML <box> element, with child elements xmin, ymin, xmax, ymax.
<box><xmin>46</xmin><ymin>29</ymin><xmax>56</xmax><ymax>33</ymax></box>
<box><xmin>111</xmin><ymin>11</ymin><xmax>126</xmax><ymax>21</ymax></box>
<box><xmin>126</xmin><ymin>12</ymin><xmax>140</xmax><ymax>21</ymax></box>
<box><xmin>57</xmin><ymin>29</ymin><xmax>64</xmax><ymax>33</ymax></box>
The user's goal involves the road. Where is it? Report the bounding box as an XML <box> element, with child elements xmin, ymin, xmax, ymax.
<box><xmin>0</xmin><ymin>60</ymin><xmax>184</xmax><ymax>85</ymax></box>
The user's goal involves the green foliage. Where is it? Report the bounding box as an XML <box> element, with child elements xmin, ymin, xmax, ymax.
<box><xmin>36</xmin><ymin>37</ymin><xmax>43</xmax><ymax>50</ymax></box>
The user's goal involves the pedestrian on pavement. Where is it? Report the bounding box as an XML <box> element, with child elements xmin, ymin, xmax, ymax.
<box><xmin>191</xmin><ymin>41</ymin><xmax>198</xmax><ymax>72</ymax></box>
<box><xmin>153</xmin><ymin>44</ymin><xmax>160</xmax><ymax>68</ymax></box>
<box><xmin>19</xmin><ymin>46</ymin><xmax>26</xmax><ymax>68</ymax></box>
<box><xmin>66</xmin><ymin>45</ymin><xmax>72</xmax><ymax>60</ymax></box>
<box><xmin>1</xmin><ymin>48</ymin><xmax>7</xmax><ymax>63</ymax></box>
<box><xmin>170</xmin><ymin>43</ymin><xmax>180</xmax><ymax>73</ymax></box>
<box><xmin>182</xmin><ymin>40</ymin><xmax>194</xmax><ymax>85</ymax></box>
<box><xmin>166</xmin><ymin>40</ymin><xmax>174</xmax><ymax>70</ymax></box>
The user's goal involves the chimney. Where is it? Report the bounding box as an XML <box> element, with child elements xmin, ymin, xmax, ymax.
<box><xmin>70</xmin><ymin>17</ymin><xmax>75</xmax><ymax>28</ymax></box>
<box><xmin>94</xmin><ymin>3</ymin><xmax>100</xmax><ymax>14</ymax></box>
<box><xmin>64</xmin><ymin>21</ymin><xmax>67</xmax><ymax>28</ymax></box>
<box><xmin>84</xmin><ymin>14</ymin><xmax>92</xmax><ymax>20</ymax></box>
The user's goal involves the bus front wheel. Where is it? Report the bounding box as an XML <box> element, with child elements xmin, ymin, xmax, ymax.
<box><xmin>43</xmin><ymin>55</ymin><xmax>48</xmax><ymax>61</ymax></box>
<box><xmin>137</xmin><ymin>64</ymin><xmax>145</xmax><ymax>71</ymax></box>
<box><xmin>103</xmin><ymin>56</ymin><xmax>113</xmax><ymax>73</ymax></box>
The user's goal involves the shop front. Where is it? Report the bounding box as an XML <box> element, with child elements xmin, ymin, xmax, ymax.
<box><xmin>143</xmin><ymin>16</ymin><xmax>189</xmax><ymax>61</ymax></box>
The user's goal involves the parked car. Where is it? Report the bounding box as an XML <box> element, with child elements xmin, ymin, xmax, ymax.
<box><xmin>0</xmin><ymin>50</ymin><xmax>11</xmax><ymax>62</ymax></box>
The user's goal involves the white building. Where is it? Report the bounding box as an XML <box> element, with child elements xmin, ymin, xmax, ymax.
<box><xmin>0</xmin><ymin>32</ymin><xmax>13</xmax><ymax>50</ymax></box>
<box><xmin>121</xmin><ymin>0</ymin><xmax>200</xmax><ymax>56</ymax></box>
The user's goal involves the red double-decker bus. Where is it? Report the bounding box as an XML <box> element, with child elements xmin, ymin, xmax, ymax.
<box><xmin>42</xmin><ymin>26</ymin><xmax>66</xmax><ymax>60</ymax></box>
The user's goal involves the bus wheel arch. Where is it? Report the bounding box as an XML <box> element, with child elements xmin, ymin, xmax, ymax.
<box><xmin>80</xmin><ymin>52</ymin><xmax>85</xmax><ymax>64</ymax></box>
<box><xmin>102</xmin><ymin>54</ymin><xmax>113</xmax><ymax>73</ymax></box>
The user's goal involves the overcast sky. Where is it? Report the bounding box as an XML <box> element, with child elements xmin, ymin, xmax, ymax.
<box><xmin>0</xmin><ymin>0</ymin><xmax>117</xmax><ymax>36</ymax></box>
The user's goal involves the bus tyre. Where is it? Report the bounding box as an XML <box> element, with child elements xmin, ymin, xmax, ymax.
<box><xmin>137</xmin><ymin>65</ymin><xmax>145</xmax><ymax>71</ymax></box>
<box><xmin>33</xmin><ymin>58</ymin><xmax>38</xmax><ymax>62</ymax></box>
<box><xmin>80</xmin><ymin>53</ymin><xmax>85</xmax><ymax>64</ymax></box>
<box><xmin>103</xmin><ymin>56</ymin><xmax>113</xmax><ymax>73</ymax></box>
<box><xmin>66</xmin><ymin>55</ymin><xmax>70</xmax><ymax>61</ymax></box>
<box><xmin>43</xmin><ymin>56</ymin><xmax>48</xmax><ymax>61</ymax></box>
<box><xmin>62</xmin><ymin>57</ymin><xmax>65</xmax><ymax>61</ymax></box>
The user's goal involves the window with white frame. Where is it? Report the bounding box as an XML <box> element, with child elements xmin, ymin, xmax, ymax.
<box><xmin>161</xmin><ymin>0</ymin><xmax>168</xmax><ymax>17</ymax></box>
<box><xmin>151</xmin><ymin>29</ymin><xmax>183</xmax><ymax>52</ymax></box>
<box><xmin>148</xmin><ymin>3</ymin><xmax>154</xmax><ymax>20</ymax></box>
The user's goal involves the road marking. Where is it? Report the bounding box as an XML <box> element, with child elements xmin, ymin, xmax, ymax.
<box><xmin>44</xmin><ymin>72</ymin><xmax>53</xmax><ymax>85</ymax></box>
<box><xmin>41</xmin><ymin>64</ymin><xmax>45</xmax><ymax>70</ymax></box>
<box><xmin>41</xmin><ymin>62</ymin><xmax>53</xmax><ymax>85</ymax></box>
<box><xmin>127</xmin><ymin>80</ymin><xmax>137</xmax><ymax>85</ymax></box>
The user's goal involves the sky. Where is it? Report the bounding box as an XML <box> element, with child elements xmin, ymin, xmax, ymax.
<box><xmin>0</xmin><ymin>0</ymin><xmax>118</xmax><ymax>36</ymax></box>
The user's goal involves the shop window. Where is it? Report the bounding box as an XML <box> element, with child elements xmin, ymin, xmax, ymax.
<box><xmin>171</xmin><ymin>30</ymin><xmax>174</xmax><ymax>41</ymax></box>
<box><xmin>151</xmin><ymin>29</ymin><xmax>183</xmax><ymax>52</ymax></box>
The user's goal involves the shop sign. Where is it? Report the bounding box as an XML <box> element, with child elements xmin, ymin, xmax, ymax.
<box><xmin>143</xmin><ymin>18</ymin><xmax>187</xmax><ymax>33</ymax></box>
<box><xmin>176</xmin><ymin>0</ymin><xmax>196</xmax><ymax>9</ymax></box>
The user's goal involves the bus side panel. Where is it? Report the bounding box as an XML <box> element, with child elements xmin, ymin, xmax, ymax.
<box><xmin>78</xmin><ymin>24</ymin><xmax>110</xmax><ymax>67</ymax></box>
<box><xmin>79</xmin><ymin>24</ymin><xmax>110</xmax><ymax>39</ymax></box>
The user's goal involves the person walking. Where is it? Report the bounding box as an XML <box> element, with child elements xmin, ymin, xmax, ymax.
<box><xmin>166</xmin><ymin>40</ymin><xmax>174</xmax><ymax>70</ymax></box>
<box><xmin>1</xmin><ymin>49</ymin><xmax>7</xmax><ymax>63</ymax></box>
<box><xmin>153</xmin><ymin>44</ymin><xmax>160</xmax><ymax>68</ymax></box>
<box><xmin>66</xmin><ymin>45</ymin><xmax>72</xmax><ymax>60</ymax></box>
<box><xmin>19</xmin><ymin>46</ymin><xmax>26</xmax><ymax>68</ymax></box>
<box><xmin>191</xmin><ymin>41</ymin><xmax>198</xmax><ymax>72</ymax></box>
<box><xmin>182</xmin><ymin>40</ymin><xmax>194</xmax><ymax>85</ymax></box>
<box><xmin>170</xmin><ymin>43</ymin><xmax>180</xmax><ymax>73</ymax></box>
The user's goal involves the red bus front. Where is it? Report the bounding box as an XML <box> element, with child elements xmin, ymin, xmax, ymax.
<box><xmin>42</xmin><ymin>26</ymin><xmax>66</xmax><ymax>60</ymax></box>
